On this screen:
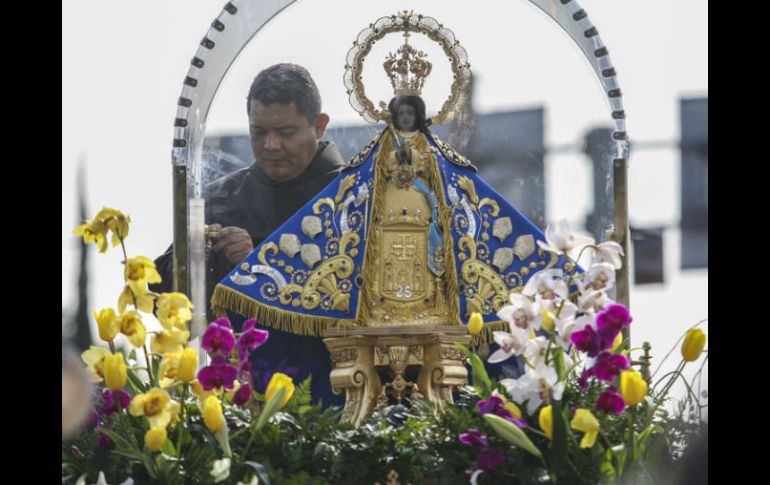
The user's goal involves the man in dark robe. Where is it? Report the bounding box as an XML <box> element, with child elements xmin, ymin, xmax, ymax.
<box><xmin>152</xmin><ymin>63</ymin><xmax>345</xmax><ymax>406</ymax></box>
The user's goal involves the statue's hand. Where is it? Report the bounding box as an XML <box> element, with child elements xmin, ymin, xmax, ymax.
<box><xmin>213</xmin><ymin>226</ymin><xmax>254</xmax><ymax>264</ymax></box>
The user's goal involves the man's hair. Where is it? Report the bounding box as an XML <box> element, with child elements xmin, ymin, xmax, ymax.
<box><xmin>247</xmin><ymin>63</ymin><xmax>322</xmax><ymax>123</ymax></box>
<box><xmin>388</xmin><ymin>95</ymin><xmax>428</xmax><ymax>131</ymax></box>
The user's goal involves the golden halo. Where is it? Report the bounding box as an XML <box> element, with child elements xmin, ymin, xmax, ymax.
<box><xmin>343</xmin><ymin>11</ymin><xmax>472</xmax><ymax>125</ymax></box>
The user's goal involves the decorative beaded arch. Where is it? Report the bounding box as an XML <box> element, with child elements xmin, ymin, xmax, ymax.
<box><xmin>170</xmin><ymin>0</ymin><xmax>630</xmax><ymax>308</ymax></box>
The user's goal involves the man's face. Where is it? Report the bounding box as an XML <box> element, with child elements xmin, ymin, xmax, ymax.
<box><xmin>248</xmin><ymin>101</ymin><xmax>329</xmax><ymax>182</ymax></box>
<box><xmin>396</xmin><ymin>104</ymin><xmax>417</xmax><ymax>131</ymax></box>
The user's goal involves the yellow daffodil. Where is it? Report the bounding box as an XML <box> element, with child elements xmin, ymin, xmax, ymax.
<box><xmin>202</xmin><ymin>396</ymin><xmax>225</xmax><ymax>432</ymax></box>
<box><xmin>125</xmin><ymin>256</ymin><xmax>162</xmax><ymax>296</ymax></box>
<box><xmin>117</xmin><ymin>311</ymin><xmax>147</xmax><ymax>348</ymax></box>
<box><xmin>93</xmin><ymin>308</ymin><xmax>119</xmax><ymax>343</ymax></box>
<box><xmin>539</xmin><ymin>405</ymin><xmax>553</xmax><ymax>440</ymax></box>
<box><xmin>467</xmin><ymin>312</ymin><xmax>484</xmax><ymax>335</ymax></box>
<box><xmin>118</xmin><ymin>285</ymin><xmax>156</xmax><ymax>314</ymax></box>
<box><xmin>620</xmin><ymin>370</ymin><xmax>648</xmax><ymax>406</ymax></box>
<box><xmin>130</xmin><ymin>388</ymin><xmax>179</xmax><ymax>429</ymax></box>
<box><xmin>151</xmin><ymin>328</ymin><xmax>190</xmax><ymax>355</ymax></box>
<box><xmin>158</xmin><ymin>353</ymin><xmax>181</xmax><ymax>388</ymax></box>
<box><xmin>265</xmin><ymin>373</ymin><xmax>295</xmax><ymax>409</ymax></box>
<box><xmin>156</xmin><ymin>293</ymin><xmax>194</xmax><ymax>330</ymax></box>
<box><xmin>503</xmin><ymin>400</ymin><xmax>522</xmax><ymax>420</ymax></box>
<box><xmin>681</xmin><ymin>328</ymin><xmax>706</xmax><ymax>362</ymax></box>
<box><xmin>81</xmin><ymin>346</ymin><xmax>112</xmax><ymax>382</ymax></box>
<box><xmin>104</xmin><ymin>352</ymin><xmax>127</xmax><ymax>390</ymax></box>
<box><xmin>177</xmin><ymin>348</ymin><xmax>198</xmax><ymax>383</ymax></box>
<box><xmin>145</xmin><ymin>427</ymin><xmax>167</xmax><ymax>452</ymax></box>
<box><xmin>570</xmin><ymin>409</ymin><xmax>599</xmax><ymax>448</ymax></box>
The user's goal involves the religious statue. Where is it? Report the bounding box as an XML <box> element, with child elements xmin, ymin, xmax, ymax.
<box><xmin>212</xmin><ymin>11</ymin><xmax>571</xmax><ymax>424</ymax></box>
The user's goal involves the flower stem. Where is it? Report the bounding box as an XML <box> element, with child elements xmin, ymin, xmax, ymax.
<box><xmin>143</xmin><ymin>344</ymin><xmax>157</xmax><ymax>388</ymax></box>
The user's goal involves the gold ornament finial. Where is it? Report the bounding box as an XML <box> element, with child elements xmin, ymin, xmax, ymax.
<box><xmin>383</xmin><ymin>25</ymin><xmax>432</xmax><ymax>97</ymax></box>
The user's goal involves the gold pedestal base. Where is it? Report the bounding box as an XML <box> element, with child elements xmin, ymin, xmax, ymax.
<box><xmin>324</xmin><ymin>325</ymin><xmax>471</xmax><ymax>426</ymax></box>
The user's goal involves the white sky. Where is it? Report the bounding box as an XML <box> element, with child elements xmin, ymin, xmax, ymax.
<box><xmin>62</xmin><ymin>0</ymin><xmax>707</xmax><ymax>405</ymax></box>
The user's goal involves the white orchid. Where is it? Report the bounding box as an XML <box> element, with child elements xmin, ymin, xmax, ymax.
<box><xmin>577</xmin><ymin>262</ymin><xmax>616</xmax><ymax>293</ymax></box>
<box><xmin>211</xmin><ymin>458</ymin><xmax>231</xmax><ymax>483</ymax></box>
<box><xmin>537</xmin><ymin>219</ymin><xmax>594</xmax><ymax>255</ymax></box>
<box><xmin>522</xmin><ymin>269</ymin><xmax>568</xmax><ymax>302</ymax></box>
<box><xmin>501</xmin><ymin>363</ymin><xmax>565</xmax><ymax>415</ymax></box>
<box><xmin>523</xmin><ymin>336</ymin><xmax>549</xmax><ymax>367</ymax></box>
<box><xmin>488</xmin><ymin>327</ymin><xmax>530</xmax><ymax>363</ymax></box>
<box><xmin>497</xmin><ymin>293</ymin><xmax>542</xmax><ymax>331</ymax></box>
<box><xmin>594</xmin><ymin>240</ymin><xmax>624</xmax><ymax>269</ymax></box>
<box><xmin>578</xmin><ymin>289</ymin><xmax>614</xmax><ymax>314</ymax></box>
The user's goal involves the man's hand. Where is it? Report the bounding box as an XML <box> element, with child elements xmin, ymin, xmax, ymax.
<box><xmin>213</xmin><ymin>226</ymin><xmax>254</xmax><ymax>264</ymax></box>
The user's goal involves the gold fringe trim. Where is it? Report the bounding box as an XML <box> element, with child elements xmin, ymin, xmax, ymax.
<box><xmin>211</xmin><ymin>284</ymin><xmax>347</xmax><ymax>337</ymax></box>
<box><xmin>471</xmin><ymin>320</ymin><xmax>510</xmax><ymax>346</ymax></box>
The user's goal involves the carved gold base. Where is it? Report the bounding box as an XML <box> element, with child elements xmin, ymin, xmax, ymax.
<box><xmin>324</xmin><ymin>325</ymin><xmax>471</xmax><ymax>426</ymax></box>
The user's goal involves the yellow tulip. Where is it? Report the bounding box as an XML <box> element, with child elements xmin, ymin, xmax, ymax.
<box><xmin>681</xmin><ymin>328</ymin><xmax>706</xmax><ymax>362</ymax></box>
<box><xmin>104</xmin><ymin>353</ymin><xmax>127</xmax><ymax>390</ymax></box>
<box><xmin>467</xmin><ymin>312</ymin><xmax>484</xmax><ymax>335</ymax></box>
<box><xmin>611</xmin><ymin>332</ymin><xmax>623</xmax><ymax>353</ymax></box>
<box><xmin>265</xmin><ymin>373</ymin><xmax>295</xmax><ymax>409</ymax></box>
<box><xmin>539</xmin><ymin>405</ymin><xmax>553</xmax><ymax>440</ymax></box>
<box><xmin>117</xmin><ymin>311</ymin><xmax>147</xmax><ymax>348</ymax></box>
<box><xmin>202</xmin><ymin>396</ymin><xmax>225</xmax><ymax>432</ymax></box>
<box><xmin>570</xmin><ymin>409</ymin><xmax>599</xmax><ymax>448</ymax></box>
<box><xmin>541</xmin><ymin>309</ymin><xmax>555</xmax><ymax>332</ymax></box>
<box><xmin>620</xmin><ymin>370</ymin><xmax>648</xmax><ymax>406</ymax></box>
<box><xmin>93</xmin><ymin>308</ymin><xmax>119</xmax><ymax>342</ymax></box>
<box><xmin>503</xmin><ymin>401</ymin><xmax>522</xmax><ymax>420</ymax></box>
<box><xmin>145</xmin><ymin>427</ymin><xmax>167</xmax><ymax>452</ymax></box>
<box><xmin>177</xmin><ymin>348</ymin><xmax>198</xmax><ymax>383</ymax></box>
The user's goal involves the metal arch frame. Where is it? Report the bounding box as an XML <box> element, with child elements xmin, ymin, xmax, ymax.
<box><xmin>170</xmin><ymin>0</ymin><xmax>630</xmax><ymax>324</ymax></box>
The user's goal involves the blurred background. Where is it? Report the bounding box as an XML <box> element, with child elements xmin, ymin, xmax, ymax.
<box><xmin>62</xmin><ymin>0</ymin><xmax>707</xmax><ymax>409</ymax></box>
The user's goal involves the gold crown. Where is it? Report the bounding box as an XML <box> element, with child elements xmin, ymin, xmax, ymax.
<box><xmin>383</xmin><ymin>31</ymin><xmax>432</xmax><ymax>97</ymax></box>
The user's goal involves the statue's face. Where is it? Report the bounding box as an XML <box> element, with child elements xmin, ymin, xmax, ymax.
<box><xmin>396</xmin><ymin>104</ymin><xmax>417</xmax><ymax>131</ymax></box>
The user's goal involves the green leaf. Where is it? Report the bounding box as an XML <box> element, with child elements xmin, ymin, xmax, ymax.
<box><xmin>255</xmin><ymin>386</ymin><xmax>288</xmax><ymax>431</ymax></box>
<box><xmin>597</xmin><ymin>444</ymin><xmax>617</xmax><ymax>483</ymax></box>
<box><xmin>483</xmin><ymin>414</ymin><xmax>542</xmax><ymax>459</ymax></box>
<box><xmin>246</xmin><ymin>461</ymin><xmax>272</xmax><ymax>485</ymax></box>
<box><xmin>126</xmin><ymin>368</ymin><xmax>149</xmax><ymax>393</ymax></box>
<box><xmin>456</xmin><ymin>344</ymin><xmax>492</xmax><ymax>398</ymax></box>
<box><xmin>549</xmin><ymin>400</ymin><xmax>567</xmax><ymax>476</ymax></box>
<box><xmin>160</xmin><ymin>437</ymin><xmax>177</xmax><ymax>457</ymax></box>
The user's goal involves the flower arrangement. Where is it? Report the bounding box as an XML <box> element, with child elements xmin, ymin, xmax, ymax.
<box><xmin>456</xmin><ymin>219</ymin><xmax>708</xmax><ymax>483</ymax></box>
<box><xmin>63</xmin><ymin>213</ymin><xmax>706</xmax><ymax>484</ymax></box>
